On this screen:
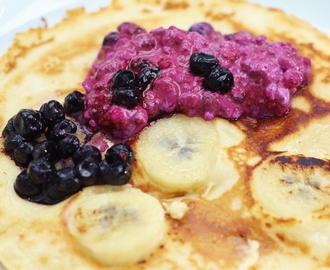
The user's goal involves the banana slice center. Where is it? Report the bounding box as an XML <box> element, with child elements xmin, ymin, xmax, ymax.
<box><xmin>64</xmin><ymin>185</ymin><xmax>166</xmax><ymax>266</ymax></box>
<box><xmin>251</xmin><ymin>155</ymin><xmax>330</xmax><ymax>221</ymax></box>
<box><xmin>135</xmin><ymin>114</ymin><xmax>220</xmax><ymax>192</ymax></box>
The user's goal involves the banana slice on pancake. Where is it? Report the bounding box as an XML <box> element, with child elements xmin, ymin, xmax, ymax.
<box><xmin>64</xmin><ymin>185</ymin><xmax>166</xmax><ymax>266</ymax></box>
<box><xmin>135</xmin><ymin>114</ymin><xmax>220</xmax><ymax>192</ymax></box>
<box><xmin>251</xmin><ymin>154</ymin><xmax>330</xmax><ymax>221</ymax></box>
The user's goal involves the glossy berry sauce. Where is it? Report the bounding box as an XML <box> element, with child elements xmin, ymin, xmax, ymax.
<box><xmin>83</xmin><ymin>22</ymin><xmax>312</xmax><ymax>139</ymax></box>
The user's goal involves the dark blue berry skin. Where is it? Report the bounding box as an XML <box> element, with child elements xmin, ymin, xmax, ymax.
<box><xmin>188</xmin><ymin>22</ymin><xmax>214</xmax><ymax>35</ymax></box>
<box><xmin>97</xmin><ymin>161</ymin><xmax>132</xmax><ymax>186</ymax></box>
<box><xmin>129</xmin><ymin>58</ymin><xmax>150</xmax><ymax>73</ymax></box>
<box><xmin>75</xmin><ymin>156</ymin><xmax>100</xmax><ymax>187</ymax></box>
<box><xmin>112</xmin><ymin>88</ymin><xmax>140</xmax><ymax>109</ymax></box>
<box><xmin>14</xmin><ymin>170</ymin><xmax>43</xmax><ymax>199</ymax></box>
<box><xmin>55</xmin><ymin>167</ymin><xmax>80</xmax><ymax>193</ymax></box>
<box><xmin>203</xmin><ymin>66</ymin><xmax>234</xmax><ymax>94</ymax></box>
<box><xmin>27</xmin><ymin>158</ymin><xmax>56</xmax><ymax>184</ymax></box>
<box><xmin>47</xmin><ymin>119</ymin><xmax>77</xmax><ymax>142</ymax></box>
<box><xmin>138</xmin><ymin>67</ymin><xmax>159</xmax><ymax>91</ymax></box>
<box><xmin>105</xmin><ymin>143</ymin><xmax>134</xmax><ymax>165</ymax></box>
<box><xmin>39</xmin><ymin>100</ymin><xmax>65</xmax><ymax>125</ymax></box>
<box><xmin>112</xmin><ymin>69</ymin><xmax>137</xmax><ymax>89</ymax></box>
<box><xmin>2</xmin><ymin>117</ymin><xmax>15</xmax><ymax>138</ymax></box>
<box><xmin>43</xmin><ymin>181</ymin><xmax>73</xmax><ymax>204</ymax></box>
<box><xmin>72</xmin><ymin>145</ymin><xmax>102</xmax><ymax>165</ymax></box>
<box><xmin>3</xmin><ymin>133</ymin><xmax>25</xmax><ymax>152</ymax></box>
<box><xmin>117</xmin><ymin>22</ymin><xmax>144</xmax><ymax>36</ymax></box>
<box><xmin>13</xmin><ymin>109</ymin><xmax>46</xmax><ymax>139</ymax></box>
<box><xmin>32</xmin><ymin>140</ymin><xmax>58</xmax><ymax>163</ymax></box>
<box><xmin>63</xmin><ymin>91</ymin><xmax>85</xmax><ymax>115</ymax></box>
<box><xmin>189</xmin><ymin>53</ymin><xmax>219</xmax><ymax>77</ymax></box>
<box><xmin>57</xmin><ymin>134</ymin><xmax>80</xmax><ymax>158</ymax></box>
<box><xmin>102</xmin><ymin>32</ymin><xmax>120</xmax><ymax>46</ymax></box>
<box><xmin>13</xmin><ymin>141</ymin><xmax>35</xmax><ymax>166</ymax></box>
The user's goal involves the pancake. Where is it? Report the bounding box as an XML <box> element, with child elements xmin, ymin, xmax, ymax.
<box><xmin>1</xmin><ymin>0</ymin><xmax>330</xmax><ymax>269</ymax></box>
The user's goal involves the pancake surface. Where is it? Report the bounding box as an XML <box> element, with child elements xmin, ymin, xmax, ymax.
<box><xmin>1</xmin><ymin>0</ymin><xmax>330</xmax><ymax>269</ymax></box>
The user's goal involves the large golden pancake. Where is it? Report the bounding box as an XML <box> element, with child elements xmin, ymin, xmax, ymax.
<box><xmin>1</xmin><ymin>0</ymin><xmax>330</xmax><ymax>269</ymax></box>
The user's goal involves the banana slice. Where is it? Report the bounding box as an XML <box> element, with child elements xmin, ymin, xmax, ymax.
<box><xmin>135</xmin><ymin>114</ymin><xmax>219</xmax><ymax>192</ymax></box>
<box><xmin>63</xmin><ymin>185</ymin><xmax>166</xmax><ymax>266</ymax></box>
<box><xmin>251</xmin><ymin>154</ymin><xmax>330</xmax><ymax>221</ymax></box>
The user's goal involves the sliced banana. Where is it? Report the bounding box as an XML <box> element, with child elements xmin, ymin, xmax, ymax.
<box><xmin>63</xmin><ymin>185</ymin><xmax>166</xmax><ymax>266</ymax></box>
<box><xmin>135</xmin><ymin>114</ymin><xmax>220</xmax><ymax>192</ymax></box>
<box><xmin>251</xmin><ymin>154</ymin><xmax>330</xmax><ymax>221</ymax></box>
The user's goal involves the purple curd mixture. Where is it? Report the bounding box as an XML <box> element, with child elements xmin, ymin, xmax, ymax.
<box><xmin>82</xmin><ymin>22</ymin><xmax>312</xmax><ymax>138</ymax></box>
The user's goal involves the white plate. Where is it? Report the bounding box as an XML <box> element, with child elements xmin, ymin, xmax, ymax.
<box><xmin>0</xmin><ymin>0</ymin><xmax>329</xmax><ymax>58</ymax></box>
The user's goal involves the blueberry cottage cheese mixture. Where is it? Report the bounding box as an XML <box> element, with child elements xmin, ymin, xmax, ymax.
<box><xmin>83</xmin><ymin>22</ymin><xmax>311</xmax><ymax>138</ymax></box>
<box><xmin>1</xmin><ymin>22</ymin><xmax>311</xmax><ymax>205</ymax></box>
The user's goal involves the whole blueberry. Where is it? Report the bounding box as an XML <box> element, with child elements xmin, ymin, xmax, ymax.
<box><xmin>105</xmin><ymin>143</ymin><xmax>134</xmax><ymax>165</ymax></box>
<box><xmin>97</xmin><ymin>161</ymin><xmax>132</xmax><ymax>186</ymax></box>
<box><xmin>102</xmin><ymin>32</ymin><xmax>120</xmax><ymax>46</ymax></box>
<box><xmin>75</xmin><ymin>156</ymin><xmax>100</xmax><ymax>187</ymax></box>
<box><xmin>63</xmin><ymin>91</ymin><xmax>85</xmax><ymax>115</ymax></box>
<box><xmin>55</xmin><ymin>167</ymin><xmax>80</xmax><ymax>193</ymax></box>
<box><xmin>138</xmin><ymin>66</ymin><xmax>159</xmax><ymax>91</ymax></box>
<box><xmin>32</xmin><ymin>140</ymin><xmax>58</xmax><ymax>163</ymax></box>
<box><xmin>203</xmin><ymin>66</ymin><xmax>234</xmax><ymax>94</ymax></box>
<box><xmin>39</xmin><ymin>100</ymin><xmax>65</xmax><ymax>125</ymax></box>
<box><xmin>3</xmin><ymin>132</ymin><xmax>25</xmax><ymax>152</ymax></box>
<box><xmin>14</xmin><ymin>170</ymin><xmax>43</xmax><ymax>199</ymax></box>
<box><xmin>57</xmin><ymin>134</ymin><xmax>80</xmax><ymax>158</ymax></box>
<box><xmin>189</xmin><ymin>52</ymin><xmax>219</xmax><ymax>77</ymax></box>
<box><xmin>2</xmin><ymin>117</ymin><xmax>15</xmax><ymax>138</ymax></box>
<box><xmin>27</xmin><ymin>157</ymin><xmax>56</xmax><ymax>184</ymax></box>
<box><xmin>72</xmin><ymin>145</ymin><xmax>102</xmax><ymax>165</ymax></box>
<box><xmin>188</xmin><ymin>22</ymin><xmax>214</xmax><ymax>35</ymax></box>
<box><xmin>112</xmin><ymin>88</ymin><xmax>140</xmax><ymax>109</ymax></box>
<box><xmin>13</xmin><ymin>141</ymin><xmax>35</xmax><ymax>166</ymax></box>
<box><xmin>47</xmin><ymin>119</ymin><xmax>77</xmax><ymax>142</ymax></box>
<box><xmin>112</xmin><ymin>69</ymin><xmax>137</xmax><ymax>89</ymax></box>
<box><xmin>13</xmin><ymin>109</ymin><xmax>46</xmax><ymax>139</ymax></box>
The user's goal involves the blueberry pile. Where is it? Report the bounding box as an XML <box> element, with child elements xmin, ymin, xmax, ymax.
<box><xmin>2</xmin><ymin>90</ymin><xmax>134</xmax><ymax>205</ymax></box>
<box><xmin>111</xmin><ymin>58</ymin><xmax>160</xmax><ymax>109</ymax></box>
<box><xmin>189</xmin><ymin>52</ymin><xmax>234</xmax><ymax>94</ymax></box>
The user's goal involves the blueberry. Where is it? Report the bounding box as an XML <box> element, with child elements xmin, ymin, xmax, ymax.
<box><xmin>3</xmin><ymin>132</ymin><xmax>25</xmax><ymax>152</ymax></box>
<box><xmin>102</xmin><ymin>32</ymin><xmax>120</xmax><ymax>46</ymax></box>
<box><xmin>43</xmin><ymin>182</ymin><xmax>68</xmax><ymax>204</ymax></box>
<box><xmin>189</xmin><ymin>53</ymin><xmax>219</xmax><ymax>77</ymax></box>
<box><xmin>72</xmin><ymin>145</ymin><xmax>102</xmax><ymax>165</ymax></box>
<box><xmin>129</xmin><ymin>58</ymin><xmax>151</xmax><ymax>72</ymax></box>
<box><xmin>32</xmin><ymin>140</ymin><xmax>58</xmax><ymax>163</ymax></box>
<box><xmin>2</xmin><ymin>117</ymin><xmax>15</xmax><ymax>138</ymax></box>
<box><xmin>188</xmin><ymin>22</ymin><xmax>214</xmax><ymax>35</ymax></box>
<box><xmin>113</xmin><ymin>88</ymin><xmax>140</xmax><ymax>109</ymax></box>
<box><xmin>75</xmin><ymin>156</ymin><xmax>100</xmax><ymax>187</ymax></box>
<box><xmin>105</xmin><ymin>143</ymin><xmax>134</xmax><ymax>165</ymax></box>
<box><xmin>203</xmin><ymin>66</ymin><xmax>234</xmax><ymax>94</ymax></box>
<box><xmin>117</xmin><ymin>22</ymin><xmax>144</xmax><ymax>36</ymax></box>
<box><xmin>97</xmin><ymin>160</ymin><xmax>132</xmax><ymax>186</ymax></box>
<box><xmin>47</xmin><ymin>119</ymin><xmax>77</xmax><ymax>142</ymax></box>
<box><xmin>112</xmin><ymin>69</ymin><xmax>137</xmax><ymax>90</ymax></box>
<box><xmin>55</xmin><ymin>167</ymin><xmax>80</xmax><ymax>193</ymax></box>
<box><xmin>39</xmin><ymin>100</ymin><xmax>65</xmax><ymax>125</ymax></box>
<box><xmin>138</xmin><ymin>66</ymin><xmax>159</xmax><ymax>90</ymax></box>
<box><xmin>13</xmin><ymin>109</ymin><xmax>46</xmax><ymax>139</ymax></box>
<box><xmin>13</xmin><ymin>141</ymin><xmax>35</xmax><ymax>166</ymax></box>
<box><xmin>27</xmin><ymin>157</ymin><xmax>56</xmax><ymax>184</ymax></box>
<box><xmin>14</xmin><ymin>170</ymin><xmax>43</xmax><ymax>199</ymax></box>
<box><xmin>57</xmin><ymin>134</ymin><xmax>80</xmax><ymax>158</ymax></box>
<box><xmin>63</xmin><ymin>91</ymin><xmax>85</xmax><ymax>115</ymax></box>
